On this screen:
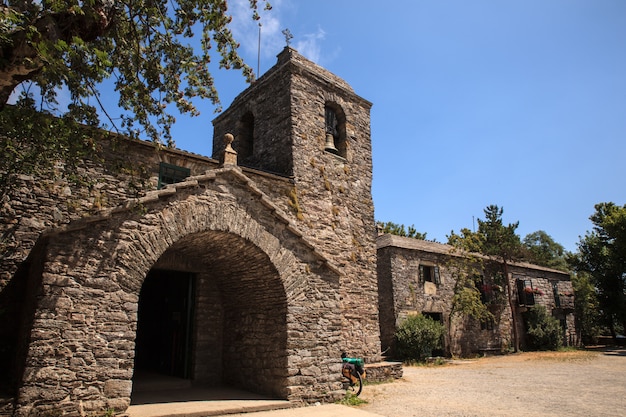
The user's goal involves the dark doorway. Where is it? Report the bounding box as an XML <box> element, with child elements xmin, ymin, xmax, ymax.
<box><xmin>423</xmin><ymin>312</ymin><xmax>445</xmax><ymax>357</ymax></box>
<box><xmin>135</xmin><ymin>269</ymin><xmax>195</xmax><ymax>379</ymax></box>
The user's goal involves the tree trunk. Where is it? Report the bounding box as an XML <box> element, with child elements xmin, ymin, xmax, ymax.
<box><xmin>503</xmin><ymin>261</ymin><xmax>520</xmax><ymax>352</ymax></box>
<box><xmin>609</xmin><ymin>321</ymin><xmax>616</xmax><ymax>340</ymax></box>
<box><xmin>0</xmin><ymin>4</ymin><xmax>115</xmax><ymax>108</ymax></box>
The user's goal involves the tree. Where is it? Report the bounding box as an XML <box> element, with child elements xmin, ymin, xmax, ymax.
<box><xmin>445</xmin><ymin>231</ymin><xmax>490</xmax><ymax>317</ymax></box>
<box><xmin>570</xmin><ymin>271</ymin><xmax>601</xmax><ymax>345</ymax></box>
<box><xmin>0</xmin><ymin>99</ymin><xmax>99</xmax><ymax>201</ymax></box>
<box><xmin>1</xmin><ymin>0</ymin><xmax>270</xmax><ymax>140</ymax></box>
<box><xmin>571</xmin><ymin>202</ymin><xmax>626</xmax><ymax>339</ymax></box>
<box><xmin>377</xmin><ymin>221</ymin><xmax>427</xmax><ymax>240</ymax></box>
<box><xmin>395</xmin><ymin>314</ymin><xmax>445</xmax><ymax>361</ymax></box>
<box><xmin>523</xmin><ymin>230</ymin><xmax>568</xmax><ymax>271</ymax></box>
<box><xmin>523</xmin><ymin>305</ymin><xmax>562</xmax><ymax>351</ymax></box>
<box><xmin>447</xmin><ymin>227</ymin><xmax>483</xmax><ymax>253</ymax></box>
<box><xmin>477</xmin><ymin>205</ymin><xmax>524</xmax><ymax>352</ymax></box>
<box><xmin>0</xmin><ymin>0</ymin><xmax>270</xmax><ymax>199</ymax></box>
<box><xmin>448</xmin><ymin>205</ymin><xmax>524</xmax><ymax>352</ymax></box>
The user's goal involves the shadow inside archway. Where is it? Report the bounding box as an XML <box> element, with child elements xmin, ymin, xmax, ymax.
<box><xmin>128</xmin><ymin>376</ymin><xmax>291</xmax><ymax>417</ymax></box>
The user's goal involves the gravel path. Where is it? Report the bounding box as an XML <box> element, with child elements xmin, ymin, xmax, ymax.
<box><xmin>358</xmin><ymin>349</ymin><xmax>626</xmax><ymax>417</ymax></box>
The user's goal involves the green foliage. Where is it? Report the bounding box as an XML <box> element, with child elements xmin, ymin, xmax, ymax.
<box><xmin>0</xmin><ymin>98</ymin><xmax>99</xmax><ymax>200</ymax></box>
<box><xmin>571</xmin><ymin>202</ymin><xmax>626</xmax><ymax>337</ymax></box>
<box><xmin>448</xmin><ymin>205</ymin><xmax>524</xmax><ymax>351</ymax></box>
<box><xmin>570</xmin><ymin>271</ymin><xmax>602</xmax><ymax>345</ymax></box>
<box><xmin>1</xmin><ymin>1</ymin><xmax>271</xmax><ymax>202</ymax></box>
<box><xmin>523</xmin><ymin>230</ymin><xmax>569</xmax><ymax>271</ymax></box>
<box><xmin>447</xmin><ymin>205</ymin><xmax>522</xmax><ymax>270</ymax></box>
<box><xmin>447</xmin><ymin>227</ymin><xmax>483</xmax><ymax>253</ymax></box>
<box><xmin>445</xmin><ymin>251</ymin><xmax>492</xmax><ymax>320</ymax></box>
<box><xmin>1</xmin><ymin>0</ymin><xmax>271</xmax><ymax>145</ymax></box>
<box><xmin>523</xmin><ymin>305</ymin><xmax>562</xmax><ymax>351</ymax></box>
<box><xmin>377</xmin><ymin>221</ymin><xmax>427</xmax><ymax>240</ymax></box>
<box><xmin>337</xmin><ymin>392</ymin><xmax>367</xmax><ymax>406</ymax></box>
<box><xmin>395</xmin><ymin>314</ymin><xmax>445</xmax><ymax>361</ymax></box>
<box><xmin>451</xmin><ymin>280</ymin><xmax>493</xmax><ymax>322</ymax></box>
<box><xmin>477</xmin><ymin>205</ymin><xmax>522</xmax><ymax>262</ymax></box>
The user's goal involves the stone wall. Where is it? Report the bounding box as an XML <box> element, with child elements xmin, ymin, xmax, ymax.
<box><xmin>0</xmin><ymin>134</ymin><xmax>300</xmax><ymax>400</ymax></box>
<box><xmin>288</xmin><ymin>52</ymin><xmax>379</xmax><ymax>362</ymax></box>
<box><xmin>377</xmin><ymin>234</ymin><xmax>576</xmax><ymax>358</ymax></box>
<box><xmin>213</xmin><ymin>47</ymin><xmax>380</xmax><ymax>362</ymax></box>
<box><xmin>11</xmin><ymin>167</ymin><xmax>349</xmax><ymax>416</ymax></box>
<box><xmin>1</xmin><ymin>46</ymin><xmax>384</xmax><ymax>415</ymax></box>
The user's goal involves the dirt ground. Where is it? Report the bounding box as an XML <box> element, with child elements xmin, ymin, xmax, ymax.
<box><xmin>358</xmin><ymin>348</ymin><xmax>626</xmax><ymax>417</ymax></box>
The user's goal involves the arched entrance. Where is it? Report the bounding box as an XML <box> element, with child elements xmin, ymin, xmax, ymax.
<box><xmin>132</xmin><ymin>230</ymin><xmax>288</xmax><ymax>400</ymax></box>
<box><xmin>15</xmin><ymin>172</ymin><xmax>345</xmax><ymax>416</ymax></box>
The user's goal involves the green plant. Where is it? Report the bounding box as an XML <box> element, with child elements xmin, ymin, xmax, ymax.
<box><xmin>287</xmin><ymin>187</ymin><xmax>304</xmax><ymax>221</ymax></box>
<box><xmin>395</xmin><ymin>314</ymin><xmax>445</xmax><ymax>361</ymax></box>
<box><xmin>337</xmin><ymin>392</ymin><xmax>368</xmax><ymax>406</ymax></box>
<box><xmin>524</xmin><ymin>305</ymin><xmax>562</xmax><ymax>351</ymax></box>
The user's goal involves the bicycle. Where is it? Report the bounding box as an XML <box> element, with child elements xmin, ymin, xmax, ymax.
<box><xmin>341</xmin><ymin>352</ymin><xmax>366</xmax><ymax>396</ymax></box>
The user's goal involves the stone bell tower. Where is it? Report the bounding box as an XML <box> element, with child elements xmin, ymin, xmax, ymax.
<box><xmin>212</xmin><ymin>47</ymin><xmax>380</xmax><ymax>360</ymax></box>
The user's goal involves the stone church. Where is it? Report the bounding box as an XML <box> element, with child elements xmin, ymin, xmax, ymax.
<box><xmin>0</xmin><ymin>46</ymin><xmax>575</xmax><ymax>416</ymax></box>
<box><xmin>0</xmin><ymin>47</ymin><xmax>385</xmax><ymax>416</ymax></box>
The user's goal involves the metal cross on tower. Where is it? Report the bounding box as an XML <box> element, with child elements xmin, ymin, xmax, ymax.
<box><xmin>282</xmin><ymin>28</ymin><xmax>293</xmax><ymax>46</ymax></box>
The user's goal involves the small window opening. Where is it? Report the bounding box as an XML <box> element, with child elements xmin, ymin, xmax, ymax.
<box><xmin>552</xmin><ymin>282</ymin><xmax>561</xmax><ymax>308</ymax></box>
<box><xmin>324</xmin><ymin>103</ymin><xmax>347</xmax><ymax>158</ymax></box>
<box><xmin>422</xmin><ymin>312</ymin><xmax>443</xmax><ymax>323</ymax></box>
<box><xmin>419</xmin><ymin>264</ymin><xmax>441</xmax><ymax>285</ymax></box>
<box><xmin>480</xmin><ymin>317</ymin><xmax>495</xmax><ymax>331</ymax></box>
<box><xmin>516</xmin><ymin>278</ymin><xmax>535</xmax><ymax>306</ymax></box>
<box><xmin>158</xmin><ymin>162</ymin><xmax>190</xmax><ymax>189</ymax></box>
<box><xmin>237</xmin><ymin>112</ymin><xmax>254</xmax><ymax>164</ymax></box>
<box><xmin>478</xmin><ymin>276</ymin><xmax>491</xmax><ymax>303</ymax></box>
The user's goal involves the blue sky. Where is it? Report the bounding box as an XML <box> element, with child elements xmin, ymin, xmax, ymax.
<box><xmin>161</xmin><ymin>0</ymin><xmax>625</xmax><ymax>253</ymax></box>
<box><xmin>96</xmin><ymin>1</ymin><xmax>626</xmax><ymax>252</ymax></box>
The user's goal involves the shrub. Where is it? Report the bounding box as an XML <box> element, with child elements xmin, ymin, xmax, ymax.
<box><xmin>524</xmin><ymin>305</ymin><xmax>562</xmax><ymax>351</ymax></box>
<box><xmin>395</xmin><ymin>314</ymin><xmax>445</xmax><ymax>361</ymax></box>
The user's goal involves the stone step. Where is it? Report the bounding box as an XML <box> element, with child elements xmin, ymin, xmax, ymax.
<box><xmin>363</xmin><ymin>361</ymin><xmax>403</xmax><ymax>382</ymax></box>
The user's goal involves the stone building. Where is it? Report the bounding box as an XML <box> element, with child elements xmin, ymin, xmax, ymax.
<box><xmin>0</xmin><ymin>45</ymin><xmax>576</xmax><ymax>417</ymax></box>
<box><xmin>377</xmin><ymin>234</ymin><xmax>576</xmax><ymax>358</ymax></box>
<box><xmin>0</xmin><ymin>47</ymin><xmax>386</xmax><ymax>416</ymax></box>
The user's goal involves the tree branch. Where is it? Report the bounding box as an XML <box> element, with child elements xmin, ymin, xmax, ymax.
<box><xmin>0</xmin><ymin>3</ymin><xmax>116</xmax><ymax>108</ymax></box>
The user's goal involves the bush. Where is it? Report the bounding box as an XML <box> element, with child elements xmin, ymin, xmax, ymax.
<box><xmin>524</xmin><ymin>305</ymin><xmax>562</xmax><ymax>351</ymax></box>
<box><xmin>395</xmin><ymin>314</ymin><xmax>445</xmax><ymax>361</ymax></box>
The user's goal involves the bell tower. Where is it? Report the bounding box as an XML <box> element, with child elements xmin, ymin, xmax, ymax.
<box><xmin>212</xmin><ymin>47</ymin><xmax>380</xmax><ymax>360</ymax></box>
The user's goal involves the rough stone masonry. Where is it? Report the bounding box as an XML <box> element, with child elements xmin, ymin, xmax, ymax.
<box><xmin>0</xmin><ymin>47</ymin><xmax>386</xmax><ymax>416</ymax></box>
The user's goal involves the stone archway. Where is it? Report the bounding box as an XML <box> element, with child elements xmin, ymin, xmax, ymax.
<box><xmin>133</xmin><ymin>229</ymin><xmax>289</xmax><ymax>399</ymax></box>
<box><xmin>16</xmin><ymin>172</ymin><xmax>342</xmax><ymax>416</ymax></box>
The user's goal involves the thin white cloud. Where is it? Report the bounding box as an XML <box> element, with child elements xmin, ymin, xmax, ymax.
<box><xmin>228</xmin><ymin>1</ymin><xmax>328</xmax><ymax>66</ymax></box>
<box><xmin>229</xmin><ymin>0</ymin><xmax>283</xmax><ymax>58</ymax></box>
<box><xmin>293</xmin><ymin>27</ymin><xmax>326</xmax><ymax>64</ymax></box>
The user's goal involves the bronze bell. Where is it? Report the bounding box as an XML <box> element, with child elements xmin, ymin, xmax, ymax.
<box><xmin>324</xmin><ymin>133</ymin><xmax>339</xmax><ymax>154</ymax></box>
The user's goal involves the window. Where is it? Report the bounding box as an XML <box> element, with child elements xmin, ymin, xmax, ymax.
<box><xmin>324</xmin><ymin>103</ymin><xmax>347</xmax><ymax>158</ymax></box>
<box><xmin>478</xmin><ymin>276</ymin><xmax>491</xmax><ymax>303</ymax></box>
<box><xmin>158</xmin><ymin>162</ymin><xmax>190</xmax><ymax>189</ymax></box>
<box><xmin>552</xmin><ymin>282</ymin><xmax>561</xmax><ymax>308</ymax></box>
<box><xmin>419</xmin><ymin>264</ymin><xmax>441</xmax><ymax>285</ymax></box>
<box><xmin>237</xmin><ymin>112</ymin><xmax>254</xmax><ymax>164</ymax></box>
<box><xmin>480</xmin><ymin>317</ymin><xmax>495</xmax><ymax>331</ymax></box>
<box><xmin>478</xmin><ymin>276</ymin><xmax>503</xmax><ymax>304</ymax></box>
<box><xmin>423</xmin><ymin>312</ymin><xmax>443</xmax><ymax>323</ymax></box>
<box><xmin>516</xmin><ymin>278</ymin><xmax>535</xmax><ymax>306</ymax></box>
